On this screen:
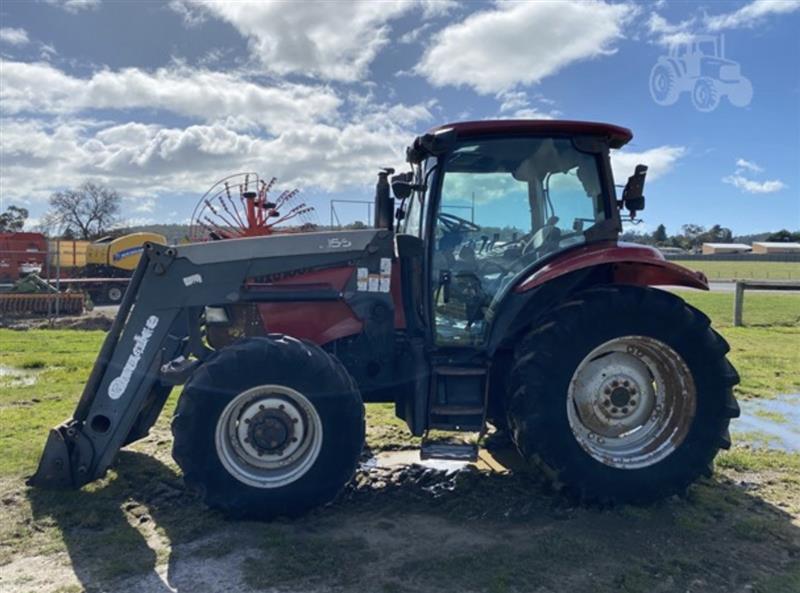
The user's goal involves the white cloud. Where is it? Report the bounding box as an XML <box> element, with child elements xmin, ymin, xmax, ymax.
<box><xmin>399</xmin><ymin>23</ymin><xmax>433</xmax><ymax>44</ymax></box>
<box><xmin>416</xmin><ymin>1</ymin><xmax>634</xmax><ymax>94</ymax></box>
<box><xmin>611</xmin><ymin>145</ymin><xmax>686</xmax><ymax>183</ymax></box>
<box><xmin>177</xmin><ymin>0</ymin><xmax>415</xmax><ymax>81</ymax></box>
<box><xmin>0</xmin><ymin>27</ymin><xmax>29</xmax><ymax>46</ymax></box>
<box><xmin>44</xmin><ymin>0</ymin><xmax>101</xmax><ymax>13</ymax></box>
<box><xmin>722</xmin><ymin>158</ymin><xmax>786</xmax><ymax>194</ymax></box>
<box><xmin>646</xmin><ymin>13</ymin><xmax>697</xmax><ymax>46</ymax></box>
<box><xmin>706</xmin><ymin>0</ymin><xmax>800</xmax><ymax>31</ymax></box>
<box><xmin>495</xmin><ymin>90</ymin><xmax>559</xmax><ymax>120</ymax></box>
<box><xmin>723</xmin><ymin>174</ymin><xmax>786</xmax><ymax>193</ymax></box>
<box><xmin>647</xmin><ymin>0</ymin><xmax>800</xmax><ymax>46</ymax></box>
<box><xmin>131</xmin><ymin>197</ymin><xmax>156</xmax><ymax>213</ymax></box>
<box><xmin>735</xmin><ymin>158</ymin><xmax>763</xmax><ymax>173</ymax></box>
<box><xmin>0</xmin><ymin>61</ymin><xmax>341</xmax><ymax>133</ymax></box>
<box><xmin>0</xmin><ymin>92</ymin><xmax>431</xmax><ymax>206</ymax></box>
<box><xmin>167</xmin><ymin>0</ymin><xmax>207</xmax><ymax>27</ymax></box>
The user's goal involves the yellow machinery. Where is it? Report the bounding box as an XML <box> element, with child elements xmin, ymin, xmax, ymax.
<box><xmin>85</xmin><ymin>232</ymin><xmax>167</xmax><ymax>272</ymax></box>
<box><xmin>47</xmin><ymin>240</ymin><xmax>89</xmax><ymax>268</ymax></box>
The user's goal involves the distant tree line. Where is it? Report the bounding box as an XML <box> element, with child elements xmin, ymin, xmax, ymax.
<box><xmin>621</xmin><ymin>224</ymin><xmax>800</xmax><ymax>251</ymax></box>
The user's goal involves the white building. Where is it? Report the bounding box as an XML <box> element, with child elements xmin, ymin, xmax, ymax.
<box><xmin>701</xmin><ymin>243</ymin><xmax>752</xmax><ymax>255</ymax></box>
<box><xmin>751</xmin><ymin>242</ymin><xmax>800</xmax><ymax>254</ymax></box>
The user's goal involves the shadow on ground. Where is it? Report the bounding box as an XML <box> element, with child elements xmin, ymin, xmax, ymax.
<box><xmin>22</xmin><ymin>445</ymin><xmax>800</xmax><ymax>593</ymax></box>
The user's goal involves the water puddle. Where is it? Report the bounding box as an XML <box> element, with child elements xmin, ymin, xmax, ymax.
<box><xmin>733</xmin><ymin>393</ymin><xmax>800</xmax><ymax>452</ymax></box>
<box><xmin>361</xmin><ymin>447</ymin><xmax>522</xmax><ymax>475</ymax></box>
<box><xmin>0</xmin><ymin>365</ymin><xmax>39</xmax><ymax>388</ymax></box>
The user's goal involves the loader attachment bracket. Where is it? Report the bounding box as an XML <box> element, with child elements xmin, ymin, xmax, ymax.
<box><xmin>28</xmin><ymin>421</ymin><xmax>94</xmax><ymax>488</ymax></box>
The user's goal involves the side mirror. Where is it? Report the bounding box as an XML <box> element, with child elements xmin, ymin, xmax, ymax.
<box><xmin>621</xmin><ymin>164</ymin><xmax>648</xmax><ymax>218</ymax></box>
<box><xmin>391</xmin><ymin>171</ymin><xmax>414</xmax><ymax>200</ymax></box>
<box><xmin>391</xmin><ymin>182</ymin><xmax>413</xmax><ymax>200</ymax></box>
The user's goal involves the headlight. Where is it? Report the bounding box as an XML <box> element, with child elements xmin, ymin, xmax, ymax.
<box><xmin>204</xmin><ymin>306</ymin><xmax>230</xmax><ymax>324</ymax></box>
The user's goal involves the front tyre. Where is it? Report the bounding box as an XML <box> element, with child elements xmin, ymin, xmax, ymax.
<box><xmin>508</xmin><ymin>286</ymin><xmax>740</xmax><ymax>504</ymax></box>
<box><xmin>172</xmin><ymin>336</ymin><xmax>364</xmax><ymax>519</ymax></box>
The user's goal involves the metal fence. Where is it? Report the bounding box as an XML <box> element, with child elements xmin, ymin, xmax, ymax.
<box><xmin>664</xmin><ymin>253</ymin><xmax>800</xmax><ymax>263</ymax></box>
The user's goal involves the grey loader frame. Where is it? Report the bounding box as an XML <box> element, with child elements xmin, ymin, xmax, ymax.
<box><xmin>29</xmin><ymin>229</ymin><xmax>394</xmax><ymax>489</ymax></box>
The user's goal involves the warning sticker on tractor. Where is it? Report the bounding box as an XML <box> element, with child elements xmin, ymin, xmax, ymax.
<box><xmin>357</xmin><ymin>268</ymin><xmax>368</xmax><ymax>291</ymax></box>
<box><xmin>379</xmin><ymin>257</ymin><xmax>392</xmax><ymax>292</ymax></box>
<box><xmin>356</xmin><ymin>259</ymin><xmax>392</xmax><ymax>292</ymax></box>
<box><xmin>368</xmin><ymin>274</ymin><xmax>380</xmax><ymax>292</ymax></box>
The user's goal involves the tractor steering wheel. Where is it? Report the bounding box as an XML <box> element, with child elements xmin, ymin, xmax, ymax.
<box><xmin>438</xmin><ymin>212</ymin><xmax>481</xmax><ymax>234</ymax></box>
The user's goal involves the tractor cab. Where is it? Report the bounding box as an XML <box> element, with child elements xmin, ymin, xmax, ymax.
<box><xmin>383</xmin><ymin>121</ymin><xmax>647</xmax><ymax>455</ymax></box>
<box><xmin>398</xmin><ymin>125</ymin><xmax>622</xmax><ymax>347</ymax></box>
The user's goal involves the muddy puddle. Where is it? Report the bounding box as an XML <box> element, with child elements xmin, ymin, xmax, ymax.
<box><xmin>0</xmin><ymin>364</ymin><xmax>39</xmax><ymax>387</ymax></box>
<box><xmin>733</xmin><ymin>393</ymin><xmax>800</xmax><ymax>452</ymax></box>
<box><xmin>362</xmin><ymin>448</ymin><xmax>518</xmax><ymax>474</ymax></box>
<box><xmin>355</xmin><ymin>392</ymin><xmax>800</xmax><ymax>487</ymax></box>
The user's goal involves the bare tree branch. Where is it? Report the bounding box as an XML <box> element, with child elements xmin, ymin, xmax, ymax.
<box><xmin>47</xmin><ymin>181</ymin><xmax>121</xmax><ymax>239</ymax></box>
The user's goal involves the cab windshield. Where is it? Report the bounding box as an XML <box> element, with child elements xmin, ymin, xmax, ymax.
<box><xmin>431</xmin><ymin>136</ymin><xmax>607</xmax><ymax>345</ymax></box>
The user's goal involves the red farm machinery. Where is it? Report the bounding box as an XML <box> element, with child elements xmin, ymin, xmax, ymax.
<box><xmin>30</xmin><ymin>120</ymin><xmax>739</xmax><ymax>518</ymax></box>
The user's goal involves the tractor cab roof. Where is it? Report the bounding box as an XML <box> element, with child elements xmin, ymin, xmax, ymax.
<box><xmin>427</xmin><ymin>120</ymin><xmax>633</xmax><ymax>149</ymax></box>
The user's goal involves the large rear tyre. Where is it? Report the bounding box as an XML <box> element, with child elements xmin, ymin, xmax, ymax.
<box><xmin>508</xmin><ymin>286</ymin><xmax>740</xmax><ymax>504</ymax></box>
<box><xmin>172</xmin><ymin>336</ymin><xmax>364</xmax><ymax>519</ymax></box>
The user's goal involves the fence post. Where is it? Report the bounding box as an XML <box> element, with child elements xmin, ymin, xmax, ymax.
<box><xmin>734</xmin><ymin>281</ymin><xmax>745</xmax><ymax>327</ymax></box>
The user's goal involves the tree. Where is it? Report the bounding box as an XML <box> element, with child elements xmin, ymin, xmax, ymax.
<box><xmin>653</xmin><ymin>224</ymin><xmax>667</xmax><ymax>244</ymax></box>
<box><xmin>45</xmin><ymin>182</ymin><xmax>121</xmax><ymax>239</ymax></box>
<box><xmin>0</xmin><ymin>205</ymin><xmax>28</xmax><ymax>232</ymax></box>
<box><xmin>766</xmin><ymin>229</ymin><xmax>800</xmax><ymax>242</ymax></box>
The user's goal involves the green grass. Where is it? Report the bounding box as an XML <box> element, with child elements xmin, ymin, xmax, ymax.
<box><xmin>0</xmin><ymin>330</ymin><xmax>105</xmax><ymax>476</ymax></box>
<box><xmin>673</xmin><ymin>260</ymin><xmax>799</xmax><ymax>281</ymax></box>
<box><xmin>680</xmin><ymin>292</ymin><xmax>800</xmax><ymax>399</ymax></box>
<box><xmin>716</xmin><ymin>448</ymin><xmax>800</xmax><ymax>472</ymax></box>
<box><xmin>679</xmin><ymin>291</ymin><xmax>800</xmax><ymax>327</ymax></box>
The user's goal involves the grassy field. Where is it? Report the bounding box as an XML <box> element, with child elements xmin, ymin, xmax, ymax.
<box><xmin>1</xmin><ymin>291</ymin><xmax>799</xmax><ymax>593</ymax></box>
<box><xmin>673</xmin><ymin>259</ymin><xmax>799</xmax><ymax>281</ymax></box>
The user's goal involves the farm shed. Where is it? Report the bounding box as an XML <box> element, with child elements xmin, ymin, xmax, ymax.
<box><xmin>702</xmin><ymin>242</ymin><xmax>752</xmax><ymax>255</ymax></box>
<box><xmin>751</xmin><ymin>242</ymin><xmax>800</xmax><ymax>254</ymax></box>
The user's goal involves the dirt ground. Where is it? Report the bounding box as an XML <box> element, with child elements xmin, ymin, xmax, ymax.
<box><xmin>1</xmin><ymin>419</ymin><xmax>799</xmax><ymax>593</ymax></box>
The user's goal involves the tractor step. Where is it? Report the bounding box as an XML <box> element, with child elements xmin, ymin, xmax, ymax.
<box><xmin>429</xmin><ymin>364</ymin><xmax>488</xmax><ymax>432</ymax></box>
<box><xmin>420</xmin><ymin>441</ymin><xmax>478</xmax><ymax>462</ymax></box>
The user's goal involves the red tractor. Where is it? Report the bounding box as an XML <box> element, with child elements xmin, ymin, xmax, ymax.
<box><xmin>31</xmin><ymin>120</ymin><xmax>739</xmax><ymax>518</ymax></box>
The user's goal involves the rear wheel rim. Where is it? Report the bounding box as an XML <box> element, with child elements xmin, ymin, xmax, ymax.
<box><xmin>215</xmin><ymin>384</ymin><xmax>323</xmax><ymax>488</ymax></box>
<box><xmin>567</xmin><ymin>336</ymin><xmax>696</xmax><ymax>469</ymax></box>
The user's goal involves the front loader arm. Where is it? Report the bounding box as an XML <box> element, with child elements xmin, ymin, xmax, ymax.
<box><xmin>29</xmin><ymin>229</ymin><xmax>394</xmax><ymax>489</ymax></box>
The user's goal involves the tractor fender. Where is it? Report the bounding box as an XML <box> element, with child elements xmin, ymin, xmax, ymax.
<box><xmin>485</xmin><ymin>242</ymin><xmax>707</xmax><ymax>356</ymax></box>
<box><xmin>515</xmin><ymin>242</ymin><xmax>709</xmax><ymax>293</ymax></box>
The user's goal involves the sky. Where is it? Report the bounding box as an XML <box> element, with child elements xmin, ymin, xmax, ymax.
<box><xmin>0</xmin><ymin>0</ymin><xmax>798</xmax><ymax>236</ymax></box>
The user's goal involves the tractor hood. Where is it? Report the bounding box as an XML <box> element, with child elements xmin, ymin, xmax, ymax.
<box><xmin>179</xmin><ymin>229</ymin><xmax>388</xmax><ymax>267</ymax></box>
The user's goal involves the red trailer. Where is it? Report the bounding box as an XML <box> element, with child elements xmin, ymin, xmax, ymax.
<box><xmin>0</xmin><ymin>232</ymin><xmax>47</xmax><ymax>283</ymax></box>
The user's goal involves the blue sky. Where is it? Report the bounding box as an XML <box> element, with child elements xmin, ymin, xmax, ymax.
<box><xmin>0</xmin><ymin>0</ymin><xmax>798</xmax><ymax>236</ymax></box>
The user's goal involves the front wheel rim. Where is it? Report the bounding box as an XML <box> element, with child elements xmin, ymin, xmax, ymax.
<box><xmin>215</xmin><ymin>384</ymin><xmax>323</xmax><ymax>488</ymax></box>
<box><xmin>567</xmin><ymin>336</ymin><xmax>696</xmax><ymax>470</ymax></box>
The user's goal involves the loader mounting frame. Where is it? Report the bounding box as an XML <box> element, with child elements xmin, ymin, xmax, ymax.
<box><xmin>29</xmin><ymin>229</ymin><xmax>395</xmax><ymax>489</ymax></box>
